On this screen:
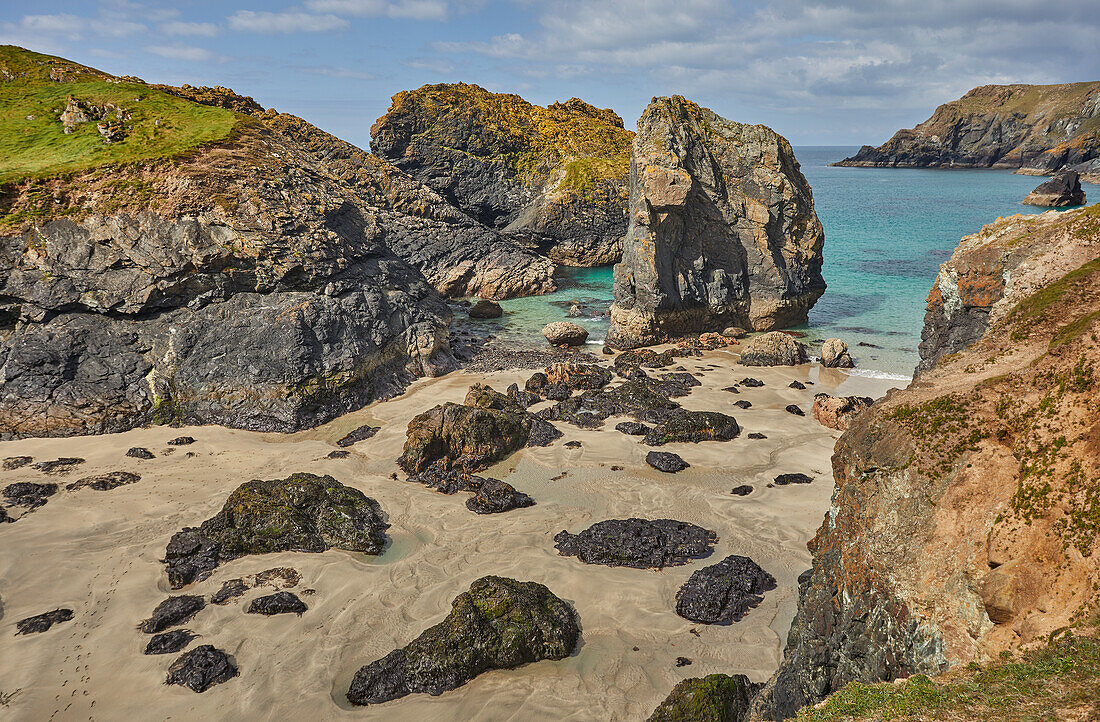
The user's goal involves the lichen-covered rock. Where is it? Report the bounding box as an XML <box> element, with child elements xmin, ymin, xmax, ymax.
<box><xmin>140</xmin><ymin>595</ymin><xmax>205</xmax><ymax>633</ymax></box>
<box><xmin>144</xmin><ymin>629</ymin><xmax>196</xmax><ymax>655</ymax></box>
<box><xmin>675</xmin><ymin>555</ymin><xmax>777</xmax><ymax>624</ymax></box>
<box><xmin>468</xmin><ymin>299</ymin><xmax>504</xmax><ymax>318</ymax></box>
<box><xmin>246</xmin><ymin>591</ymin><xmax>307</xmax><ymax>616</ymax></box>
<box><xmin>643</xmin><ymin>409</ymin><xmax>740</xmax><ymax>446</ymax></box>
<box><xmin>346</xmin><ymin>576</ymin><xmax>579</xmax><ymax>705</ymax></box>
<box><xmin>554</xmin><ymin>518</ymin><xmax>716</xmax><ymax>568</ymax></box>
<box><xmin>608</xmin><ymin>96</ymin><xmax>825</xmax><ymax>347</ymax></box>
<box><xmin>66</xmin><ymin>471</ymin><xmax>141</xmax><ymax>491</ymax></box>
<box><xmin>646</xmin><ymin>451</ymin><xmax>690</xmax><ymax>473</ymax></box>
<box><xmin>465</xmin><ymin>478</ymin><xmax>535</xmax><ymax>514</ymax></box>
<box><xmin>15</xmin><ymin>608</ymin><xmax>74</xmax><ymax>635</ymax></box>
<box><xmin>166</xmin><ymin>645</ymin><xmax>238</xmax><ymax>692</ymax></box>
<box><xmin>544</xmin><ymin>362</ymin><xmax>612</xmax><ymax>390</ymax></box>
<box><xmin>370</xmin><ymin>83</ymin><xmax>633</xmax><ymax>266</ymax></box>
<box><xmin>812</xmin><ymin>394</ymin><xmax>874</xmax><ymax>431</ymax></box>
<box><xmin>648</xmin><ymin>673</ymin><xmax>758</xmax><ymax>722</ymax></box>
<box><xmin>835</xmin><ymin>82</ymin><xmax>1100</xmax><ymax>177</ymax></box>
<box><xmin>163</xmin><ymin>473</ymin><xmax>387</xmax><ymax>588</ymax></box>
<box><xmin>542</xmin><ymin>321</ymin><xmax>589</xmax><ymax>346</ymax></box>
<box><xmin>820</xmin><ymin>338</ymin><xmax>853</xmax><ymax>368</ymax></box>
<box><xmin>739</xmin><ymin>332</ymin><xmax>808</xmax><ymax>367</ymax></box>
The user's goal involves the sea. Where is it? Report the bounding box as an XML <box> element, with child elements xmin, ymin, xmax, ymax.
<box><xmin>464</xmin><ymin>147</ymin><xmax>1095</xmax><ymax>381</ymax></box>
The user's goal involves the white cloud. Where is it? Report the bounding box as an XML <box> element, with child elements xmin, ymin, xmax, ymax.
<box><xmin>304</xmin><ymin>0</ymin><xmax>462</xmax><ymax>21</ymax></box>
<box><xmin>159</xmin><ymin>21</ymin><xmax>219</xmax><ymax>37</ymax></box>
<box><xmin>227</xmin><ymin>10</ymin><xmax>348</xmax><ymax>34</ymax></box>
<box><xmin>297</xmin><ymin>64</ymin><xmax>374</xmax><ymax>80</ymax></box>
<box><xmin>144</xmin><ymin>44</ymin><xmax>220</xmax><ymax>62</ymax></box>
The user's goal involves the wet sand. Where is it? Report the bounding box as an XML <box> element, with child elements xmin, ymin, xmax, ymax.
<box><xmin>0</xmin><ymin>349</ymin><xmax>900</xmax><ymax>720</ymax></box>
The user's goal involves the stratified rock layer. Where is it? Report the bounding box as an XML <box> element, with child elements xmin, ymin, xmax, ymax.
<box><xmin>608</xmin><ymin>96</ymin><xmax>824</xmax><ymax>347</ymax></box>
<box><xmin>836</xmin><ymin>82</ymin><xmax>1100</xmax><ymax>180</ymax></box>
<box><xmin>754</xmin><ymin>203</ymin><xmax>1100</xmax><ymax>720</ymax></box>
<box><xmin>371</xmin><ymin>83</ymin><xmax>633</xmax><ymax>266</ymax></box>
<box><xmin>346</xmin><ymin>576</ymin><xmax>579</xmax><ymax>705</ymax></box>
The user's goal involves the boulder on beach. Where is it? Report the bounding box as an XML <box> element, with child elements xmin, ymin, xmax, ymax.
<box><xmin>1022</xmin><ymin>170</ymin><xmax>1086</xmax><ymax>207</ymax></box>
<box><xmin>739</xmin><ymin>332</ymin><xmax>808</xmax><ymax>366</ymax></box>
<box><xmin>820</xmin><ymin>338</ymin><xmax>854</xmax><ymax>368</ymax></box>
<box><xmin>643</xmin><ymin>409</ymin><xmax>740</xmax><ymax>446</ymax></box>
<box><xmin>468</xmin><ymin>299</ymin><xmax>504</xmax><ymax>319</ymax></box>
<box><xmin>166</xmin><ymin>645</ymin><xmax>238</xmax><ymax>693</ymax></box>
<box><xmin>542</xmin><ymin>321</ymin><xmax>589</xmax><ymax>346</ymax></box>
<box><xmin>674</xmin><ymin>555</ymin><xmax>777</xmax><ymax>624</ymax></box>
<box><xmin>140</xmin><ymin>595</ymin><xmax>205</xmax><ymax>633</ymax></box>
<box><xmin>15</xmin><ymin>608</ymin><xmax>74</xmax><ymax>635</ymax></box>
<box><xmin>465</xmin><ymin>478</ymin><xmax>535</xmax><ymax>514</ymax></box>
<box><xmin>812</xmin><ymin>394</ymin><xmax>874</xmax><ymax>431</ymax></box>
<box><xmin>554</xmin><ymin>518</ymin><xmax>716</xmax><ymax>568</ymax></box>
<box><xmin>346</xmin><ymin>576</ymin><xmax>579</xmax><ymax>705</ymax></box>
<box><xmin>246</xmin><ymin>591</ymin><xmax>307</xmax><ymax>616</ymax></box>
<box><xmin>163</xmin><ymin>473</ymin><xmax>388</xmax><ymax>588</ymax></box>
<box><xmin>544</xmin><ymin>362</ymin><xmax>612</xmax><ymax>390</ymax></box>
<box><xmin>646</xmin><ymin>451</ymin><xmax>690</xmax><ymax>473</ymax></box>
<box><xmin>648</xmin><ymin>673</ymin><xmax>759</xmax><ymax>722</ymax></box>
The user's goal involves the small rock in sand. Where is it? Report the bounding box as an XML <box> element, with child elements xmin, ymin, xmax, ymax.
<box><xmin>731</xmin><ymin>485</ymin><xmax>753</xmax><ymax>496</ymax></box>
<box><xmin>789</xmin><ymin>380</ymin><xmax>806</xmax><ymax>389</ymax></box>
<box><xmin>740</xmin><ymin>378</ymin><xmax>764</xmax><ymax>387</ymax></box>
<box><xmin>785</xmin><ymin>404</ymin><xmax>805</xmax><ymax>416</ymax></box>
<box><xmin>555</xmin><ymin>518</ymin><xmax>716</xmax><ymax>569</ymax></box>
<box><xmin>465</xmin><ymin>478</ymin><xmax>535</xmax><ymax>514</ymax></box>
<box><xmin>126</xmin><ymin>447</ymin><xmax>156</xmax><ymax>460</ymax></box>
<box><xmin>16</xmin><ymin>608</ymin><xmax>74</xmax><ymax>635</ymax></box>
<box><xmin>2</xmin><ymin>456</ymin><xmax>33</xmax><ymax>470</ymax></box>
<box><xmin>145</xmin><ymin>629</ymin><xmax>197</xmax><ymax>655</ymax></box>
<box><xmin>167</xmin><ymin>437</ymin><xmax>196</xmax><ymax>446</ymax></box>
<box><xmin>773</xmin><ymin>473</ymin><xmax>813</xmax><ymax>486</ymax></box>
<box><xmin>646</xmin><ymin>451</ymin><xmax>690</xmax><ymax>473</ymax></box>
<box><xmin>141</xmin><ymin>595</ymin><xmax>205</xmax><ymax>634</ymax></box>
<box><xmin>734</xmin><ymin>400</ymin><xmax>752</xmax><ymax>409</ymax></box>
<box><xmin>3</xmin><ymin>482</ymin><xmax>58</xmax><ymax>508</ymax></box>
<box><xmin>31</xmin><ymin>458</ymin><xmax>84</xmax><ymax>474</ymax></box>
<box><xmin>166</xmin><ymin>645</ymin><xmax>238</xmax><ymax>693</ymax></box>
<box><xmin>337</xmin><ymin>424</ymin><xmax>380</xmax><ymax>447</ymax></box>
<box><xmin>66</xmin><ymin>471</ymin><xmax>140</xmax><ymax>491</ymax></box>
<box><xmin>246</xmin><ymin>591</ymin><xmax>308</xmax><ymax>616</ymax></box>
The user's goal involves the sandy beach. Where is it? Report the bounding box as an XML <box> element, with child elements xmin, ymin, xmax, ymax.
<box><xmin>0</xmin><ymin>349</ymin><xmax>899</xmax><ymax>721</ymax></box>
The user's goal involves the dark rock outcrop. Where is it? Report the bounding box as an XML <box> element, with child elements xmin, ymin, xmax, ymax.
<box><xmin>370</xmin><ymin>83</ymin><xmax>633</xmax><ymax>266</ymax></box>
<box><xmin>1022</xmin><ymin>170</ymin><xmax>1086</xmax><ymax>207</ymax></box>
<box><xmin>3</xmin><ymin>481</ymin><xmax>58</xmax><ymax>508</ymax></box>
<box><xmin>336</xmin><ymin>424</ymin><xmax>379</xmax><ymax>447</ymax></box>
<box><xmin>730</xmin><ymin>485</ymin><xmax>753</xmax><ymax>496</ymax></box>
<box><xmin>67</xmin><ymin>471</ymin><xmax>141</xmax><ymax>491</ymax></box>
<box><xmin>465</xmin><ymin>478</ymin><xmax>535</xmax><ymax>514</ymax></box>
<box><xmin>163</xmin><ymin>473</ymin><xmax>387</xmax><ymax>588</ymax></box>
<box><xmin>539</xmin><ymin>379</ymin><xmax>681</xmax><ymax>428</ymax></box>
<box><xmin>554</xmin><ymin>518</ymin><xmax>716</xmax><ymax>568</ymax></box>
<box><xmin>346</xmin><ymin>576</ymin><xmax>579</xmax><ymax>705</ymax></box>
<box><xmin>245</xmin><ymin>591</ymin><xmax>307</xmax><ymax>616</ymax></box>
<box><xmin>608</xmin><ymin>96</ymin><xmax>825</xmax><ymax>347</ymax></box>
<box><xmin>15</xmin><ymin>608</ymin><xmax>74</xmax><ymax>635</ymax></box>
<box><xmin>144</xmin><ymin>629</ymin><xmax>196</xmax><ymax>655</ymax></box>
<box><xmin>615</xmin><ymin>421</ymin><xmax>650</xmax><ymax>435</ymax></box>
<box><xmin>140</xmin><ymin>595</ymin><xmax>205</xmax><ymax>633</ymax></box>
<box><xmin>784</xmin><ymin>404</ymin><xmax>805</xmax><ymax>417</ymax></box>
<box><xmin>642</xmin><ymin>409</ymin><xmax>740</xmax><ymax>446</ymax></box>
<box><xmin>835</xmin><ymin>82</ymin><xmax>1100</xmax><ymax>179</ymax></box>
<box><xmin>648</xmin><ymin>673</ymin><xmax>758</xmax><ymax>722</ymax></box>
<box><xmin>646</xmin><ymin>451</ymin><xmax>690</xmax><ymax>473</ymax></box>
<box><xmin>166</xmin><ymin>645</ymin><xmax>238</xmax><ymax>692</ymax></box>
<box><xmin>674</xmin><ymin>555</ymin><xmax>777</xmax><ymax>624</ymax></box>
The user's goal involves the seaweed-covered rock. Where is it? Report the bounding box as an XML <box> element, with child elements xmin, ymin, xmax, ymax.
<box><xmin>646</xmin><ymin>451</ymin><xmax>690</xmax><ymax>473</ymax></box>
<box><xmin>144</xmin><ymin>629</ymin><xmax>196</xmax><ymax>655</ymax></box>
<box><xmin>336</xmin><ymin>424</ymin><xmax>380</xmax><ymax>447</ymax></box>
<box><xmin>167</xmin><ymin>436</ymin><xmax>195</xmax><ymax>446</ymax></box>
<box><xmin>554</xmin><ymin>518</ymin><xmax>716</xmax><ymax>568</ymax></box>
<box><xmin>615</xmin><ymin>421</ymin><xmax>650</xmax><ymax>436</ymax></box>
<box><xmin>773</xmin><ymin>473</ymin><xmax>813</xmax><ymax>486</ymax></box>
<box><xmin>246</xmin><ymin>591</ymin><xmax>307</xmax><ymax>616</ymax></box>
<box><xmin>126</xmin><ymin>447</ymin><xmax>155</xmax><ymax>460</ymax></box>
<box><xmin>740</xmin><ymin>332</ymin><xmax>808</xmax><ymax>366</ymax></box>
<box><xmin>3</xmin><ymin>482</ymin><xmax>59</xmax><ymax>509</ymax></box>
<box><xmin>15</xmin><ymin>608</ymin><xmax>74</xmax><ymax>635</ymax></box>
<box><xmin>66</xmin><ymin>471</ymin><xmax>140</xmax><ymax>491</ymax></box>
<box><xmin>465</xmin><ymin>478</ymin><xmax>535</xmax><ymax>514</ymax></box>
<box><xmin>648</xmin><ymin>673</ymin><xmax>759</xmax><ymax>722</ymax></box>
<box><xmin>166</xmin><ymin>645</ymin><xmax>238</xmax><ymax>692</ymax></box>
<box><xmin>544</xmin><ymin>362</ymin><xmax>612</xmax><ymax>391</ymax></box>
<box><xmin>614</xmin><ymin>348</ymin><xmax>676</xmax><ymax>376</ymax></box>
<box><xmin>398</xmin><ymin>401</ymin><xmax>534</xmax><ymax>476</ymax></box>
<box><xmin>31</xmin><ymin>458</ymin><xmax>85</xmax><ymax>474</ymax></box>
<box><xmin>2</xmin><ymin>456</ymin><xmax>32</xmax><ymax>470</ymax></box>
<box><xmin>468</xmin><ymin>299</ymin><xmax>504</xmax><ymax>318</ymax></box>
<box><xmin>141</xmin><ymin>595</ymin><xmax>205</xmax><ymax>633</ymax></box>
<box><xmin>542</xmin><ymin>321</ymin><xmax>589</xmax><ymax>346</ymax></box>
<box><xmin>163</xmin><ymin>473</ymin><xmax>388</xmax><ymax>588</ymax></box>
<box><xmin>346</xmin><ymin>576</ymin><xmax>579</xmax><ymax>705</ymax></box>
<box><xmin>540</xmin><ymin>379</ymin><xmax>681</xmax><ymax>428</ymax></box>
<box><xmin>812</xmin><ymin>393</ymin><xmax>874</xmax><ymax>431</ymax></box>
<box><xmin>675</xmin><ymin>555</ymin><xmax>777</xmax><ymax>624</ymax></box>
<box><xmin>643</xmin><ymin>409</ymin><xmax>740</xmax><ymax>446</ymax></box>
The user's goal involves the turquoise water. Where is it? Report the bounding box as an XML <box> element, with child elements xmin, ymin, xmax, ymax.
<box><xmin>474</xmin><ymin>147</ymin><xmax>1094</xmax><ymax>377</ymax></box>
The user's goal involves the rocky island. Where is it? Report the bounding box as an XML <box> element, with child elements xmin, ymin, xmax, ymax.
<box><xmin>836</xmin><ymin>81</ymin><xmax>1100</xmax><ymax>180</ymax></box>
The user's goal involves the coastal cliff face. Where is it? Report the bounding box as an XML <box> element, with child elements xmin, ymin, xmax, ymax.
<box><xmin>607</xmin><ymin>96</ymin><xmax>825</xmax><ymax>348</ymax></box>
<box><xmin>836</xmin><ymin>82</ymin><xmax>1100</xmax><ymax>180</ymax></box>
<box><xmin>370</xmin><ymin>83</ymin><xmax>632</xmax><ymax>266</ymax></box>
<box><xmin>0</xmin><ymin>47</ymin><xmax>551</xmax><ymax>438</ymax></box>
<box><xmin>754</xmin><ymin>204</ymin><xmax>1100</xmax><ymax>720</ymax></box>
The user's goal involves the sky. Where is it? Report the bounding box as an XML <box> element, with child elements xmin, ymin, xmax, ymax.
<box><xmin>3</xmin><ymin>0</ymin><xmax>1099</xmax><ymax>148</ymax></box>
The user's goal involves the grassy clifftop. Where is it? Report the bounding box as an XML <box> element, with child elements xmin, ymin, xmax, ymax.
<box><xmin>0</xmin><ymin>45</ymin><xmax>239</xmax><ymax>184</ymax></box>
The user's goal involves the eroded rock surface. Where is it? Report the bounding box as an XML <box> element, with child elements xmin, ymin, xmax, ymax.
<box><xmin>608</xmin><ymin>96</ymin><xmax>824</xmax><ymax>347</ymax></box>
<box><xmin>347</xmin><ymin>576</ymin><xmax>579</xmax><ymax>705</ymax></box>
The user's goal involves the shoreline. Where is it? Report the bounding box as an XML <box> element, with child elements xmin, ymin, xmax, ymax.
<box><xmin>0</xmin><ymin>349</ymin><xmax>898</xmax><ymax>720</ymax></box>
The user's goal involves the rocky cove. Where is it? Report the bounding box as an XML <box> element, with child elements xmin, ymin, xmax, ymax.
<box><xmin>2</xmin><ymin>44</ymin><xmax>1100</xmax><ymax>722</ymax></box>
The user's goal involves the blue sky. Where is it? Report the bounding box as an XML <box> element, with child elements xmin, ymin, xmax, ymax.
<box><xmin>3</xmin><ymin>0</ymin><xmax>1099</xmax><ymax>148</ymax></box>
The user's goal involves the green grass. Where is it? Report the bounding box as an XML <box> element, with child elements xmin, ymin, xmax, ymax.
<box><xmin>797</xmin><ymin>629</ymin><xmax>1100</xmax><ymax>721</ymax></box>
<box><xmin>0</xmin><ymin>46</ymin><xmax>238</xmax><ymax>184</ymax></box>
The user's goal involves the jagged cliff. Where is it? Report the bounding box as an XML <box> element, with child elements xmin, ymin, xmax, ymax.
<box><xmin>0</xmin><ymin>46</ymin><xmax>553</xmax><ymax>438</ymax></box>
<box><xmin>370</xmin><ymin>83</ymin><xmax>633</xmax><ymax>266</ymax></box>
<box><xmin>754</xmin><ymin>204</ymin><xmax>1100</xmax><ymax>719</ymax></box>
<box><xmin>836</xmin><ymin>82</ymin><xmax>1100</xmax><ymax>180</ymax></box>
<box><xmin>607</xmin><ymin>96</ymin><xmax>825</xmax><ymax>348</ymax></box>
